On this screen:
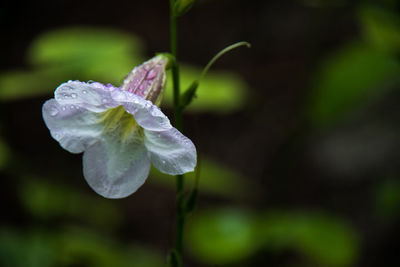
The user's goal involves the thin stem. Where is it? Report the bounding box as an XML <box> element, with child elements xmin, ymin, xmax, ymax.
<box><xmin>200</xmin><ymin>41</ymin><xmax>251</xmax><ymax>81</ymax></box>
<box><xmin>170</xmin><ymin>0</ymin><xmax>185</xmax><ymax>262</ymax></box>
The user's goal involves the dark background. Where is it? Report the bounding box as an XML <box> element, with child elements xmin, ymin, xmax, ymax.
<box><xmin>1</xmin><ymin>0</ymin><xmax>400</xmax><ymax>266</ymax></box>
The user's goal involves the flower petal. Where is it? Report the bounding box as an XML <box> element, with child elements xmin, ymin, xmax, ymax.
<box><xmin>42</xmin><ymin>99</ymin><xmax>104</xmax><ymax>153</ymax></box>
<box><xmin>111</xmin><ymin>89</ymin><xmax>172</xmax><ymax>131</ymax></box>
<box><xmin>55</xmin><ymin>81</ymin><xmax>119</xmax><ymax>112</ymax></box>
<box><xmin>82</xmin><ymin>134</ymin><xmax>150</xmax><ymax>198</ymax></box>
<box><xmin>144</xmin><ymin>128</ymin><xmax>197</xmax><ymax>175</ymax></box>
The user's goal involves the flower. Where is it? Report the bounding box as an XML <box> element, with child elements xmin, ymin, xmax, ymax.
<box><xmin>42</xmin><ymin>56</ymin><xmax>196</xmax><ymax>198</ymax></box>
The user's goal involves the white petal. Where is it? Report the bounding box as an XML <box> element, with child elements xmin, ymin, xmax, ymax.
<box><xmin>42</xmin><ymin>99</ymin><xmax>103</xmax><ymax>153</ymax></box>
<box><xmin>55</xmin><ymin>81</ymin><xmax>118</xmax><ymax>111</ymax></box>
<box><xmin>144</xmin><ymin>128</ymin><xmax>197</xmax><ymax>175</ymax></box>
<box><xmin>111</xmin><ymin>90</ymin><xmax>172</xmax><ymax>131</ymax></box>
<box><xmin>83</xmin><ymin>134</ymin><xmax>150</xmax><ymax>198</ymax></box>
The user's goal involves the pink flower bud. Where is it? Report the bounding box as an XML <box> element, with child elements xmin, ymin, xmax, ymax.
<box><xmin>121</xmin><ymin>55</ymin><xmax>168</xmax><ymax>105</ymax></box>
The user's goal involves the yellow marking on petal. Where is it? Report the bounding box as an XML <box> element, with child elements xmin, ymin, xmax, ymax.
<box><xmin>100</xmin><ymin>106</ymin><xmax>143</xmax><ymax>143</ymax></box>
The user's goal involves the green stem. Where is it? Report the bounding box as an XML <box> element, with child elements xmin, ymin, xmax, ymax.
<box><xmin>170</xmin><ymin>0</ymin><xmax>185</xmax><ymax>262</ymax></box>
<box><xmin>200</xmin><ymin>41</ymin><xmax>251</xmax><ymax>81</ymax></box>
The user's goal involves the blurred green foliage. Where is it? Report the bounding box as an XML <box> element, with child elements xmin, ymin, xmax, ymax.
<box><xmin>164</xmin><ymin>65</ymin><xmax>248</xmax><ymax>113</ymax></box>
<box><xmin>28</xmin><ymin>27</ymin><xmax>144</xmax><ymax>74</ymax></box>
<box><xmin>0</xmin><ymin>27</ymin><xmax>248</xmax><ymax>115</ymax></box>
<box><xmin>3</xmin><ymin>3</ymin><xmax>399</xmax><ymax>264</ymax></box>
<box><xmin>308</xmin><ymin>4</ymin><xmax>400</xmax><ymax>127</ymax></box>
<box><xmin>0</xmin><ymin>27</ymin><xmax>144</xmax><ymax>100</ymax></box>
<box><xmin>186</xmin><ymin>209</ymin><xmax>257</xmax><ymax>265</ymax></box>
<box><xmin>359</xmin><ymin>4</ymin><xmax>400</xmax><ymax>53</ymax></box>
<box><xmin>375</xmin><ymin>178</ymin><xmax>400</xmax><ymax>219</ymax></box>
<box><xmin>0</xmin><ymin>136</ymin><xmax>11</xmax><ymax>170</ymax></box>
<box><xmin>150</xmin><ymin>157</ymin><xmax>256</xmax><ymax>199</ymax></box>
<box><xmin>308</xmin><ymin>42</ymin><xmax>400</xmax><ymax>126</ymax></box>
<box><xmin>0</xmin><ymin>229</ymin><xmax>55</xmax><ymax>267</ymax></box>
<box><xmin>19</xmin><ymin>178</ymin><xmax>123</xmax><ymax>230</ymax></box>
<box><xmin>187</xmin><ymin>209</ymin><xmax>358</xmax><ymax>267</ymax></box>
<box><xmin>259</xmin><ymin>211</ymin><xmax>358</xmax><ymax>267</ymax></box>
<box><xmin>0</xmin><ymin>227</ymin><xmax>164</xmax><ymax>267</ymax></box>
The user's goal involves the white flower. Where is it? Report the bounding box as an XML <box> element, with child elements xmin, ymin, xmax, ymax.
<box><xmin>42</xmin><ymin>56</ymin><xmax>197</xmax><ymax>198</ymax></box>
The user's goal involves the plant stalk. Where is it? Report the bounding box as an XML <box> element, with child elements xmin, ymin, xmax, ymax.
<box><xmin>170</xmin><ymin>0</ymin><xmax>185</xmax><ymax>262</ymax></box>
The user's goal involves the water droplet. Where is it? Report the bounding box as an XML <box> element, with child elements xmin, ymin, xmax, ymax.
<box><xmin>102</xmin><ymin>98</ymin><xmax>108</xmax><ymax>103</ymax></box>
<box><xmin>70</xmin><ymin>105</ymin><xmax>75</xmax><ymax>109</ymax></box>
<box><xmin>162</xmin><ymin>160</ymin><xmax>166</xmax><ymax>164</ymax></box>
<box><xmin>146</xmin><ymin>69</ymin><xmax>157</xmax><ymax>80</ymax></box>
<box><xmin>82</xmin><ymin>90</ymin><xmax>88</xmax><ymax>94</ymax></box>
<box><xmin>71</xmin><ymin>93</ymin><xmax>77</xmax><ymax>98</ymax></box>
<box><xmin>62</xmin><ymin>106</ymin><xmax>66</xmax><ymax>111</ymax></box>
<box><xmin>50</xmin><ymin>107</ymin><xmax>59</xmax><ymax>116</ymax></box>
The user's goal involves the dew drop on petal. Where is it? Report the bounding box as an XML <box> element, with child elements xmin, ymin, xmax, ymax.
<box><xmin>146</xmin><ymin>69</ymin><xmax>157</xmax><ymax>80</ymax></box>
<box><xmin>162</xmin><ymin>160</ymin><xmax>166</xmax><ymax>164</ymax></box>
<box><xmin>102</xmin><ymin>98</ymin><xmax>108</xmax><ymax>103</ymax></box>
<box><xmin>50</xmin><ymin>107</ymin><xmax>59</xmax><ymax>116</ymax></box>
<box><xmin>62</xmin><ymin>106</ymin><xmax>66</xmax><ymax>111</ymax></box>
<box><xmin>82</xmin><ymin>90</ymin><xmax>87</xmax><ymax>94</ymax></box>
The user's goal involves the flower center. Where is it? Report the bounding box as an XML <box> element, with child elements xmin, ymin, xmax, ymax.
<box><xmin>100</xmin><ymin>106</ymin><xmax>143</xmax><ymax>142</ymax></box>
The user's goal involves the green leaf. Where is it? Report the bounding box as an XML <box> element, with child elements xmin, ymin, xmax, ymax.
<box><xmin>187</xmin><ymin>209</ymin><xmax>359</xmax><ymax>266</ymax></box>
<box><xmin>0</xmin><ymin>27</ymin><xmax>145</xmax><ymax>101</ymax></box>
<box><xmin>358</xmin><ymin>5</ymin><xmax>400</xmax><ymax>53</ymax></box>
<box><xmin>0</xmin><ymin>226</ymin><xmax>165</xmax><ymax>267</ymax></box>
<box><xmin>164</xmin><ymin>65</ymin><xmax>248</xmax><ymax>113</ymax></box>
<box><xmin>56</xmin><ymin>226</ymin><xmax>164</xmax><ymax>267</ymax></box>
<box><xmin>308</xmin><ymin>42</ymin><xmax>400</xmax><ymax>126</ymax></box>
<box><xmin>186</xmin><ymin>209</ymin><xmax>257</xmax><ymax>265</ymax></box>
<box><xmin>0</xmin><ymin>229</ymin><xmax>55</xmax><ymax>267</ymax></box>
<box><xmin>375</xmin><ymin>178</ymin><xmax>400</xmax><ymax>219</ymax></box>
<box><xmin>0</xmin><ymin>68</ymin><xmax>67</xmax><ymax>100</ymax></box>
<box><xmin>184</xmin><ymin>188</ymin><xmax>198</xmax><ymax>213</ymax></box>
<box><xmin>19</xmin><ymin>178</ymin><xmax>123</xmax><ymax>229</ymax></box>
<box><xmin>28</xmin><ymin>27</ymin><xmax>144</xmax><ymax>83</ymax></box>
<box><xmin>179</xmin><ymin>80</ymin><xmax>199</xmax><ymax>110</ymax></box>
<box><xmin>259</xmin><ymin>211</ymin><xmax>359</xmax><ymax>267</ymax></box>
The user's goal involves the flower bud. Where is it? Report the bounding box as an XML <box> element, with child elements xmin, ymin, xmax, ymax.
<box><xmin>121</xmin><ymin>55</ymin><xmax>168</xmax><ymax>105</ymax></box>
